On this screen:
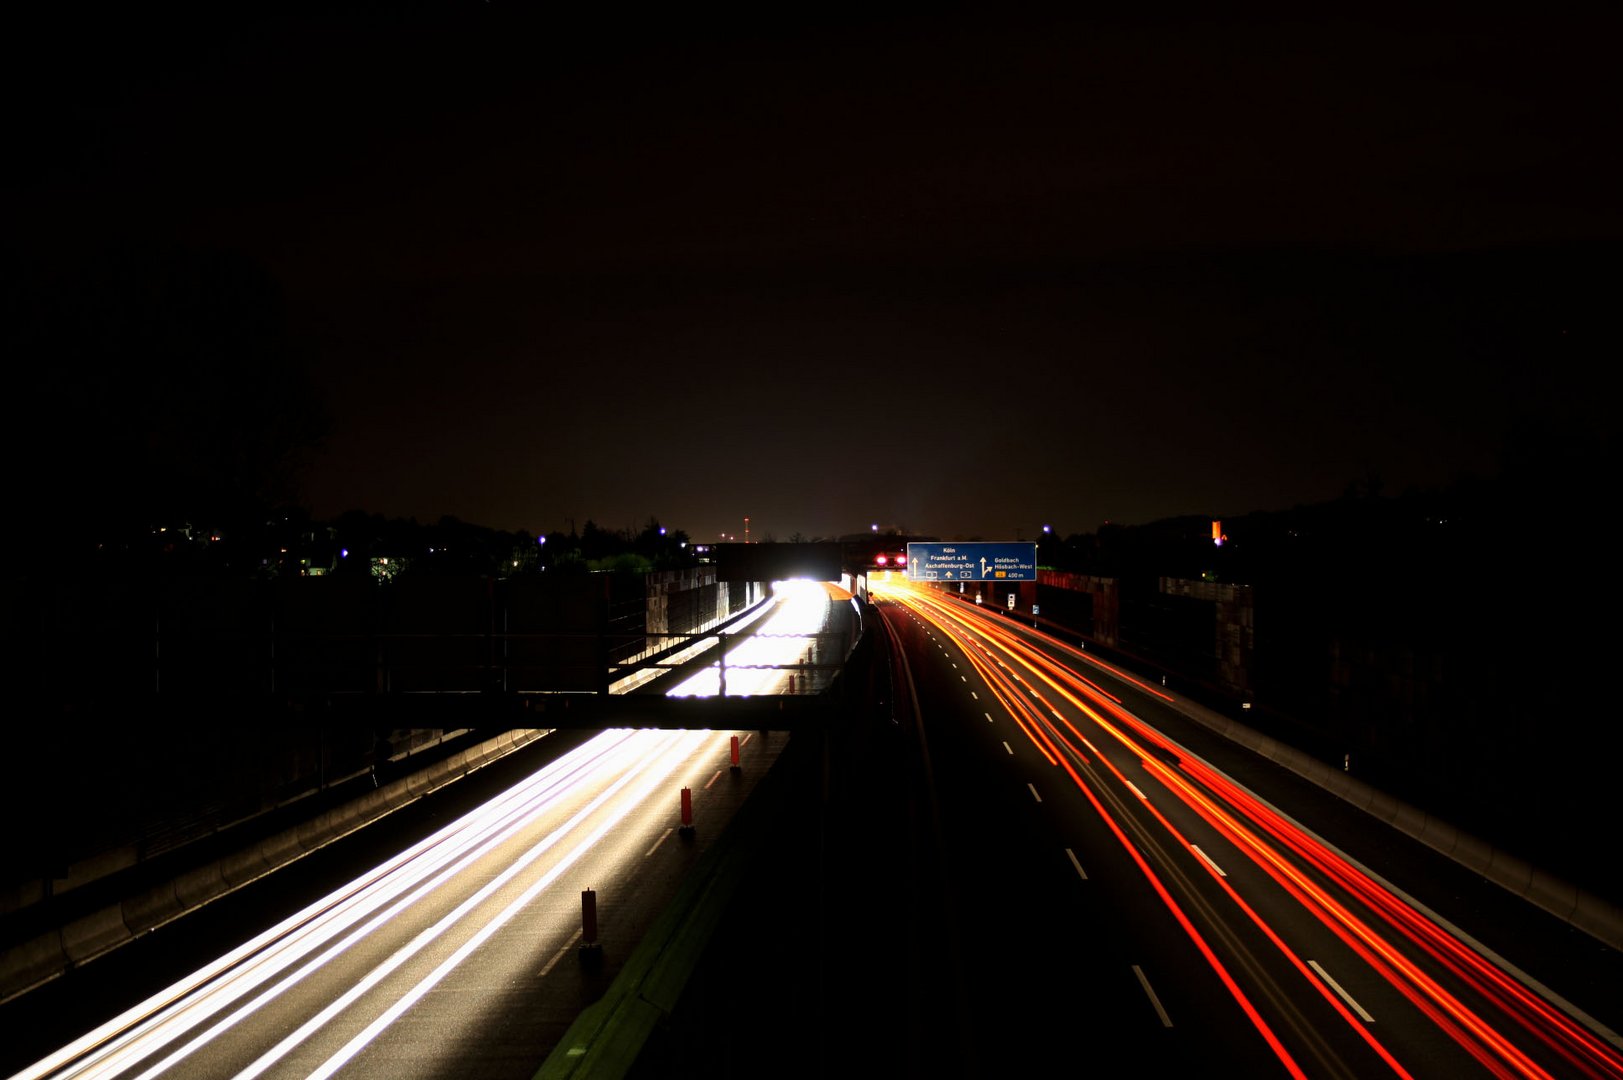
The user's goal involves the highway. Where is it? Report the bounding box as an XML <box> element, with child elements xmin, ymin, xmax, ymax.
<box><xmin>0</xmin><ymin>582</ymin><xmax>859</xmax><ymax>1080</ymax></box>
<box><xmin>863</xmin><ymin>573</ymin><xmax>1623</xmax><ymax>1079</ymax></box>
<box><xmin>6</xmin><ymin>572</ymin><xmax>1623</xmax><ymax>1079</ymax></box>
<box><xmin>1</xmin><ymin>726</ymin><xmax>782</xmax><ymax>1080</ymax></box>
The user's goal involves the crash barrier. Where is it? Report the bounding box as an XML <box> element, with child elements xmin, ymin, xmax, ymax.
<box><xmin>0</xmin><ymin>728</ymin><xmax>550</xmax><ymax>1005</ymax></box>
<box><xmin>1167</xmin><ymin>696</ymin><xmax>1623</xmax><ymax>952</ymax></box>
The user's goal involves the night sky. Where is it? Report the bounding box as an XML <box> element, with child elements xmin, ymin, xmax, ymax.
<box><xmin>6</xmin><ymin>7</ymin><xmax>1619</xmax><ymax>544</ymax></box>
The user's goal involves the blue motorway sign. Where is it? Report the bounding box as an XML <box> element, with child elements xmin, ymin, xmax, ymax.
<box><xmin>906</xmin><ymin>542</ymin><xmax>1038</xmax><ymax>582</ymax></box>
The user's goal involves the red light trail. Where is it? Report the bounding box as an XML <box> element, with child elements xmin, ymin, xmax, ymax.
<box><xmin>874</xmin><ymin>578</ymin><xmax>1623</xmax><ymax>1080</ymax></box>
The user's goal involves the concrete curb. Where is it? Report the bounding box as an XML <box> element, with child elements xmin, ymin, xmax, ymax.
<box><xmin>0</xmin><ymin>728</ymin><xmax>551</xmax><ymax>1005</ymax></box>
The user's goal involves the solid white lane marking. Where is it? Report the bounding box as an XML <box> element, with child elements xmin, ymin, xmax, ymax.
<box><xmin>1065</xmin><ymin>847</ymin><xmax>1088</xmax><ymax>880</ymax></box>
<box><xmin>1028</xmin><ymin>783</ymin><xmax>1042</xmax><ymax>803</ymax></box>
<box><xmin>1133</xmin><ymin>965</ymin><xmax>1173</xmax><ymax>1027</ymax></box>
<box><xmin>1191</xmin><ymin>845</ymin><xmax>1226</xmax><ymax>877</ymax></box>
<box><xmin>1309</xmin><ymin>960</ymin><xmax>1374</xmax><ymax>1022</ymax></box>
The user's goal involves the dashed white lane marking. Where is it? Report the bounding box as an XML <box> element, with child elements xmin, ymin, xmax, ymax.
<box><xmin>645</xmin><ymin>828</ymin><xmax>674</xmax><ymax>858</ymax></box>
<box><xmin>1065</xmin><ymin>847</ymin><xmax>1089</xmax><ymax>880</ymax></box>
<box><xmin>1191</xmin><ymin>844</ymin><xmax>1226</xmax><ymax>877</ymax></box>
<box><xmin>539</xmin><ymin>930</ymin><xmax>585</xmax><ymax>978</ymax></box>
<box><xmin>1133</xmin><ymin>965</ymin><xmax>1174</xmax><ymax>1027</ymax></box>
<box><xmin>1309</xmin><ymin>960</ymin><xmax>1375</xmax><ymax>1022</ymax></box>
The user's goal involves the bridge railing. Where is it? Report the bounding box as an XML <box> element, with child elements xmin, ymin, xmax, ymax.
<box><xmin>8</xmin><ymin>573</ymin><xmax>867</xmax><ymax>707</ymax></box>
<box><xmin>18</xmin><ymin>624</ymin><xmax>861</xmax><ymax>703</ymax></box>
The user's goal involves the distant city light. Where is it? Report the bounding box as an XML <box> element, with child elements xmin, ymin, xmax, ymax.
<box><xmin>341</xmin><ymin>548</ymin><xmax>349</xmax><ymax>558</ymax></box>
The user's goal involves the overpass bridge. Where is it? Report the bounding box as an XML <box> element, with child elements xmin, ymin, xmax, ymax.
<box><xmin>5</xmin><ymin>541</ymin><xmax>902</xmax><ymax>732</ymax></box>
<box><xmin>0</xmin><ymin>544</ymin><xmax>898</xmax><ymax>974</ymax></box>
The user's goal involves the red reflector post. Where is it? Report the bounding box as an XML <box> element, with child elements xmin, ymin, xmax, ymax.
<box><xmin>579</xmin><ymin>888</ymin><xmax>602</xmax><ymax>962</ymax></box>
<box><xmin>581</xmin><ymin>888</ymin><xmax>598</xmax><ymax>943</ymax></box>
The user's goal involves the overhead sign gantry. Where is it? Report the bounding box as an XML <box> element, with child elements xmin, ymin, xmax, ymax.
<box><xmin>906</xmin><ymin>542</ymin><xmax>1038</xmax><ymax>581</ymax></box>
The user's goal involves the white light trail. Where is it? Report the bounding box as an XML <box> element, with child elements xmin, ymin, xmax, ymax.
<box><xmin>245</xmin><ymin>728</ymin><xmax>709</xmax><ymax>1080</ymax></box>
<box><xmin>666</xmin><ymin>580</ymin><xmax>830</xmax><ymax>697</ymax></box>
<box><xmin>12</xmin><ymin>728</ymin><xmax>715</xmax><ymax>1080</ymax></box>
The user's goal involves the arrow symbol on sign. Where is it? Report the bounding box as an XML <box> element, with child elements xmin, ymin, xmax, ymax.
<box><xmin>980</xmin><ymin>557</ymin><xmax>989</xmax><ymax>577</ymax></box>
